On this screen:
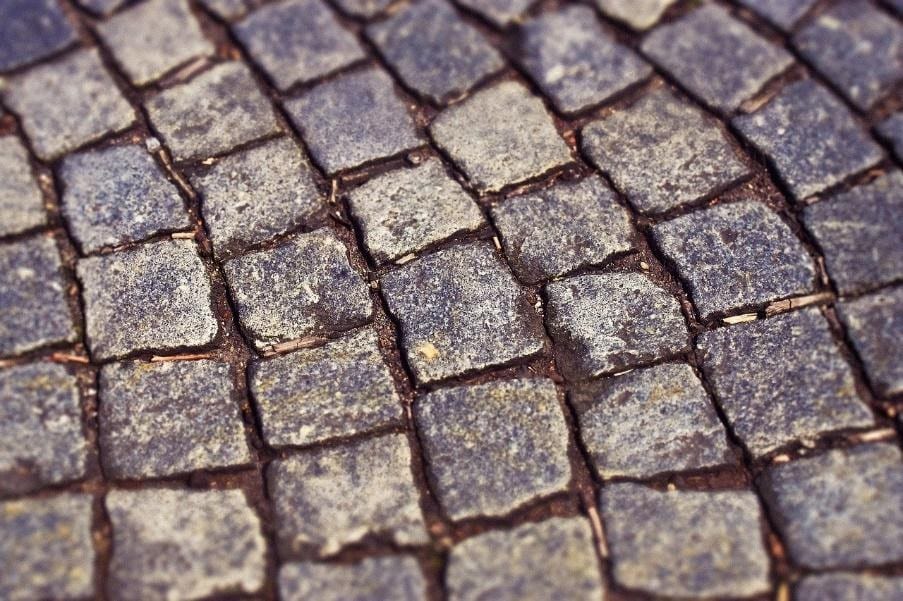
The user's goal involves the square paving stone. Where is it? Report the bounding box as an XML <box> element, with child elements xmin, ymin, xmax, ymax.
<box><xmin>106</xmin><ymin>488</ymin><xmax>267</xmax><ymax>600</ymax></box>
<box><xmin>429</xmin><ymin>81</ymin><xmax>573</xmax><ymax>193</ymax></box>
<box><xmin>641</xmin><ymin>4</ymin><xmax>794</xmax><ymax>113</ymax></box>
<box><xmin>594</xmin><ymin>0</ymin><xmax>675</xmax><ymax>30</ymax></box>
<box><xmin>60</xmin><ymin>144</ymin><xmax>190</xmax><ymax>254</ymax></box>
<box><xmin>191</xmin><ymin>137</ymin><xmax>324</xmax><ymax>258</ymax></box>
<box><xmin>837</xmin><ymin>287</ymin><xmax>903</xmax><ymax>397</ymax></box>
<box><xmin>380</xmin><ymin>242</ymin><xmax>546</xmax><ymax>384</ymax></box>
<box><xmin>366</xmin><ymin>0</ymin><xmax>504</xmax><ymax>104</ymax></box>
<box><xmin>877</xmin><ymin>112</ymin><xmax>903</xmax><ymax>161</ymax></box>
<box><xmin>415</xmin><ymin>378</ymin><xmax>570</xmax><ymax>521</ymax></box>
<box><xmin>77</xmin><ymin>239</ymin><xmax>218</xmax><ymax>360</ymax></box>
<box><xmin>284</xmin><ymin>68</ymin><xmax>421</xmax><ymax>174</ymax></box>
<box><xmin>573</xmin><ymin>363</ymin><xmax>732</xmax><ymax>479</ymax></box>
<box><xmin>601</xmin><ymin>483</ymin><xmax>770</xmax><ymax>598</ymax></box>
<box><xmin>333</xmin><ymin>0</ymin><xmax>392</xmax><ymax>18</ymax></box>
<box><xmin>517</xmin><ymin>6</ymin><xmax>651</xmax><ymax>115</ymax></box>
<box><xmin>223</xmin><ymin>229</ymin><xmax>372</xmax><ymax>351</ymax></box>
<box><xmin>346</xmin><ymin>158</ymin><xmax>485</xmax><ymax>265</ymax></box>
<box><xmin>581</xmin><ymin>88</ymin><xmax>750</xmax><ymax>215</ymax></box>
<box><xmin>758</xmin><ymin>443</ymin><xmax>903</xmax><ymax>569</ymax></box>
<box><xmin>794</xmin><ymin>0</ymin><xmax>903</xmax><ymax>111</ymax></box>
<box><xmin>268</xmin><ymin>433</ymin><xmax>428</xmax><ymax>555</ymax></box>
<box><xmin>0</xmin><ymin>236</ymin><xmax>76</xmax><ymax>357</ymax></box>
<box><xmin>2</xmin><ymin>49</ymin><xmax>136</xmax><ymax>161</ymax></box>
<box><xmin>456</xmin><ymin>0</ymin><xmax>533</xmax><ymax>27</ymax></box>
<box><xmin>280</xmin><ymin>557</ymin><xmax>427</xmax><ymax>601</ymax></box>
<box><xmin>0</xmin><ymin>494</ymin><xmax>95</xmax><ymax>601</ymax></box>
<box><xmin>0</xmin><ymin>363</ymin><xmax>86</xmax><ymax>495</ymax></box>
<box><xmin>79</xmin><ymin>0</ymin><xmax>132</xmax><ymax>15</ymax></box>
<box><xmin>733</xmin><ymin>79</ymin><xmax>884</xmax><ymax>200</ymax></box>
<box><xmin>446</xmin><ymin>517</ymin><xmax>603</xmax><ymax>601</ymax></box>
<box><xmin>235</xmin><ymin>0</ymin><xmax>365</xmax><ymax>91</ymax></box>
<box><xmin>796</xmin><ymin>573</ymin><xmax>903</xmax><ymax>601</ymax></box>
<box><xmin>0</xmin><ymin>136</ymin><xmax>45</xmax><ymax>237</ymax></box>
<box><xmin>545</xmin><ymin>272</ymin><xmax>688</xmax><ymax>380</ymax></box>
<box><xmin>0</xmin><ymin>0</ymin><xmax>77</xmax><ymax>72</ymax></box>
<box><xmin>200</xmin><ymin>0</ymin><xmax>250</xmax><ymax>19</ymax></box>
<box><xmin>698</xmin><ymin>308</ymin><xmax>874</xmax><ymax>457</ymax></box>
<box><xmin>804</xmin><ymin>172</ymin><xmax>903</xmax><ymax>294</ymax></box>
<box><xmin>99</xmin><ymin>359</ymin><xmax>251</xmax><ymax>479</ymax></box>
<box><xmin>145</xmin><ymin>61</ymin><xmax>280</xmax><ymax>161</ymax></box>
<box><xmin>250</xmin><ymin>328</ymin><xmax>403</xmax><ymax>447</ymax></box>
<box><xmin>652</xmin><ymin>200</ymin><xmax>816</xmax><ymax>317</ymax></box>
<box><xmin>97</xmin><ymin>0</ymin><xmax>214</xmax><ymax>85</ymax></box>
<box><xmin>739</xmin><ymin>0</ymin><xmax>818</xmax><ymax>31</ymax></box>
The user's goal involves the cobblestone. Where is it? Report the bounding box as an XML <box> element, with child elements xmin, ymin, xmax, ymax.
<box><xmin>0</xmin><ymin>136</ymin><xmax>45</xmax><ymax>237</ymax></box>
<box><xmin>796</xmin><ymin>573</ymin><xmax>903</xmax><ymax>601</ymax></box>
<box><xmin>456</xmin><ymin>0</ymin><xmax>533</xmax><ymax>27</ymax></box>
<box><xmin>0</xmin><ymin>0</ymin><xmax>77</xmax><ymax>72</ymax></box>
<box><xmin>333</xmin><ymin>0</ymin><xmax>392</xmax><ymax>19</ymax></box>
<box><xmin>837</xmin><ymin>286</ymin><xmax>903</xmax><ymax>397</ymax></box>
<box><xmin>594</xmin><ymin>0</ymin><xmax>675</xmax><ymax>30</ymax></box>
<box><xmin>279</xmin><ymin>557</ymin><xmax>427</xmax><ymax>601</ymax></box>
<box><xmin>78</xmin><ymin>0</ymin><xmax>129</xmax><ymax>16</ymax></box>
<box><xmin>738</xmin><ymin>0</ymin><xmax>817</xmax><ymax>31</ymax></box>
<box><xmin>200</xmin><ymin>0</ymin><xmax>250</xmax><ymax>20</ymax></box>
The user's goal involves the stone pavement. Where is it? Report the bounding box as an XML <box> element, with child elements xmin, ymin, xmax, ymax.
<box><xmin>0</xmin><ymin>0</ymin><xmax>901</xmax><ymax>599</ymax></box>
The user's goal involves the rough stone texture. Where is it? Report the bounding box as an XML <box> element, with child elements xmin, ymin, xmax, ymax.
<box><xmin>79</xmin><ymin>0</ymin><xmax>131</xmax><ymax>16</ymax></box>
<box><xmin>2</xmin><ymin>49</ymin><xmax>135</xmax><ymax>161</ymax></box>
<box><xmin>77</xmin><ymin>240</ymin><xmax>218</xmax><ymax>360</ymax></box>
<box><xmin>250</xmin><ymin>328</ymin><xmax>403</xmax><ymax>447</ymax></box>
<box><xmin>0</xmin><ymin>494</ymin><xmax>95</xmax><ymax>601</ymax></box>
<box><xmin>759</xmin><ymin>443</ymin><xmax>903</xmax><ymax>569</ymax></box>
<box><xmin>0</xmin><ymin>136</ymin><xmax>45</xmax><ymax>237</ymax></box>
<box><xmin>794</xmin><ymin>0</ymin><xmax>903</xmax><ymax>111</ymax></box>
<box><xmin>347</xmin><ymin>158</ymin><xmax>485</xmax><ymax>265</ymax></box>
<box><xmin>145</xmin><ymin>62</ymin><xmax>280</xmax><ymax>161</ymax></box>
<box><xmin>877</xmin><ymin>112</ymin><xmax>903</xmax><ymax>161</ymax></box>
<box><xmin>223</xmin><ymin>229</ymin><xmax>372</xmax><ymax>351</ymax></box>
<box><xmin>0</xmin><ymin>0</ymin><xmax>77</xmax><ymax>72</ymax></box>
<box><xmin>380</xmin><ymin>242</ymin><xmax>546</xmax><ymax>384</ymax></box>
<box><xmin>491</xmin><ymin>176</ymin><xmax>634</xmax><ymax>283</ymax></box>
<box><xmin>0</xmin><ymin>363</ymin><xmax>86</xmax><ymax>495</ymax></box>
<box><xmin>285</xmin><ymin>68</ymin><xmax>421</xmax><ymax>174</ymax></box>
<box><xmin>545</xmin><ymin>272</ymin><xmax>688</xmax><ymax>380</ymax></box>
<box><xmin>268</xmin><ymin>434</ymin><xmax>428</xmax><ymax>555</ymax></box>
<box><xmin>200</xmin><ymin>0</ymin><xmax>250</xmax><ymax>19</ymax></box>
<box><xmin>446</xmin><ymin>517</ymin><xmax>603</xmax><ymax>601</ymax></box>
<box><xmin>333</xmin><ymin>0</ymin><xmax>392</xmax><ymax>18</ymax></box>
<box><xmin>641</xmin><ymin>4</ymin><xmax>793</xmax><ymax>112</ymax></box>
<box><xmin>191</xmin><ymin>137</ymin><xmax>324</xmax><ymax>258</ymax></box>
<box><xmin>280</xmin><ymin>557</ymin><xmax>427</xmax><ymax>601</ymax></box>
<box><xmin>415</xmin><ymin>378</ymin><xmax>571</xmax><ymax>520</ymax></box>
<box><xmin>106</xmin><ymin>488</ymin><xmax>267</xmax><ymax>600</ymax></box>
<box><xmin>99</xmin><ymin>360</ymin><xmax>251</xmax><ymax>479</ymax></box>
<box><xmin>601</xmin><ymin>484</ymin><xmax>770</xmax><ymax>598</ymax></box>
<box><xmin>60</xmin><ymin>144</ymin><xmax>190</xmax><ymax>254</ymax></box>
<box><xmin>738</xmin><ymin>0</ymin><xmax>817</xmax><ymax>31</ymax></box>
<box><xmin>0</xmin><ymin>236</ymin><xmax>76</xmax><ymax>357</ymax></box>
<box><xmin>837</xmin><ymin>287</ymin><xmax>903</xmax><ymax>397</ymax></box>
<box><xmin>698</xmin><ymin>308</ymin><xmax>873</xmax><ymax>457</ymax></box>
<box><xmin>456</xmin><ymin>0</ymin><xmax>533</xmax><ymax>27</ymax></box>
<box><xmin>582</xmin><ymin>88</ymin><xmax>750</xmax><ymax>214</ymax></box>
<box><xmin>573</xmin><ymin>363</ymin><xmax>732</xmax><ymax>479</ymax></box>
<box><xmin>595</xmin><ymin>0</ymin><xmax>675</xmax><ymax>30</ymax></box>
<box><xmin>367</xmin><ymin>0</ymin><xmax>504</xmax><ymax>104</ymax></box>
<box><xmin>235</xmin><ymin>0</ymin><xmax>365</xmax><ymax>91</ymax></box>
<box><xmin>796</xmin><ymin>573</ymin><xmax>903</xmax><ymax>601</ymax></box>
<box><xmin>652</xmin><ymin>200</ymin><xmax>816</xmax><ymax>317</ymax></box>
<box><xmin>97</xmin><ymin>0</ymin><xmax>214</xmax><ymax>85</ymax></box>
<box><xmin>733</xmin><ymin>79</ymin><xmax>884</xmax><ymax>200</ymax></box>
<box><xmin>429</xmin><ymin>82</ymin><xmax>573</xmax><ymax>193</ymax></box>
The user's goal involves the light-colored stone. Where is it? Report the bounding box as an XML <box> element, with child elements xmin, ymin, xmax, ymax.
<box><xmin>0</xmin><ymin>136</ymin><xmax>44</xmax><ymax>237</ymax></box>
<box><xmin>455</xmin><ymin>0</ymin><xmax>533</xmax><ymax>27</ymax></box>
<box><xmin>595</xmin><ymin>0</ymin><xmax>675</xmax><ymax>30</ymax></box>
<box><xmin>796</xmin><ymin>573</ymin><xmax>903</xmax><ymax>601</ymax></box>
<box><xmin>279</xmin><ymin>557</ymin><xmax>427</xmax><ymax>601</ymax></box>
<box><xmin>333</xmin><ymin>0</ymin><xmax>392</xmax><ymax>18</ymax></box>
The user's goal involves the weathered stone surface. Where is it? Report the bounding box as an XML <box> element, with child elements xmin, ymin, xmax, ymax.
<box><xmin>347</xmin><ymin>158</ymin><xmax>485</xmax><ymax>265</ymax></box>
<box><xmin>380</xmin><ymin>242</ymin><xmax>546</xmax><ymax>384</ymax></box>
<box><xmin>415</xmin><ymin>378</ymin><xmax>570</xmax><ymax>520</ymax></box>
<box><xmin>429</xmin><ymin>82</ymin><xmax>572</xmax><ymax>193</ymax></box>
<box><xmin>446</xmin><ymin>517</ymin><xmax>603</xmax><ymax>601</ymax></box>
<box><xmin>235</xmin><ymin>0</ymin><xmax>365</xmax><ymax>91</ymax></box>
<box><xmin>803</xmin><ymin>172</ymin><xmax>903</xmax><ymax>295</ymax></box>
<box><xmin>2</xmin><ymin>49</ymin><xmax>135</xmax><ymax>160</ymax></box>
<box><xmin>0</xmin><ymin>136</ymin><xmax>45</xmax><ymax>237</ymax></box>
<box><xmin>0</xmin><ymin>236</ymin><xmax>76</xmax><ymax>357</ymax></box>
<box><xmin>739</xmin><ymin>0</ymin><xmax>817</xmax><ymax>31</ymax></box>
<box><xmin>145</xmin><ymin>62</ymin><xmax>279</xmax><ymax>161</ymax></box>
<box><xmin>545</xmin><ymin>272</ymin><xmax>688</xmax><ymax>380</ymax></box>
<box><xmin>877</xmin><ymin>112</ymin><xmax>903</xmax><ymax>161</ymax></box>
<box><xmin>200</xmin><ymin>0</ymin><xmax>250</xmax><ymax>19</ymax></box>
<box><xmin>652</xmin><ymin>200</ymin><xmax>816</xmax><ymax>317</ymax></box>
<box><xmin>759</xmin><ymin>443</ymin><xmax>903</xmax><ymax>569</ymax></box>
<box><xmin>223</xmin><ymin>229</ymin><xmax>372</xmax><ymax>351</ymax></box>
<box><xmin>456</xmin><ymin>0</ymin><xmax>533</xmax><ymax>27</ymax></box>
<box><xmin>99</xmin><ymin>360</ymin><xmax>251</xmax><ymax>479</ymax></box>
<box><xmin>333</xmin><ymin>0</ymin><xmax>392</xmax><ymax>18</ymax></box>
<box><xmin>285</xmin><ymin>68</ymin><xmax>421</xmax><ymax>174</ymax></box>
<box><xmin>733</xmin><ymin>80</ymin><xmax>883</xmax><ymax>200</ymax></box>
<box><xmin>78</xmin><ymin>240</ymin><xmax>218</xmax><ymax>360</ymax></box>
<box><xmin>191</xmin><ymin>137</ymin><xmax>324</xmax><ymax>258</ymax></box>
<box><xmin>641</xmin><ymin>4</ymin><xmax>793</xmax><ymax>112</ymax></box>
<box><xmin>698</xmin><ymin>308</ymin><xmax>873</xmax><ymax>457</ymax></box>
<box><xmin>268</xmin><ymin>434</ymin><xmax>427</xmax><ymax>555</ymax></box>
<box><xmin>0</xmin><ymin>363</ymin><xmax>86</xmax><ymax>495</ymax></box>
<box><xmin>796</xmin><ymin>573</ymin><xmax>903</xmax><ymax>601</ymax></box>
<box><xmin>61</xmin><ymin>144</ymin><xmax>189</xmax><ymax>254</ymax></box>
<box><xmin>837</xmin><ymin>287</ymin><xmax>903</xmax><ymax>397</ymax></box>
<box><xmin>573</xmin><ymin>363</ymin><xmax>732</xmax><ymax>479</ymax></box>
<box><xmin>106</xmin><ymin>488</ymin><xmax>267</xmax><ymax>600</ymax></box>
<box><xmin>601</xmin><ymin>484</ymin><xmax>770</xmax><ymax>598</ymax></box>
<box><xmin>250</xmin><ymin>328</ymin><xmax>403</xmax><ymax>447</ymax></box>
<box><xmin>595</xmin><ymin>0</ymin><xmax>675</xmax><ymax>30</ymax></box>
<box><xmin>0</xmin><ymin>0</ymin><xmax>77</xmax><ymax>72</ymax></box>
<box><xmin>280</xmin><ymin>557</ymin><xmax>427</xmax><ymax>601</ymax></box>
<box><xmin>78</xmin><ymin>0</ymin><xmax>131</xmax><ymax>16</ymax></box>
<box><xmin>0</xmin><ymin>494</ymin><xmax>95</xmax><ymax>601</ymax></box>
<box><xmin>582</xmin><ymin>88</ymin><xmax>750</xmax><ymax>214</ymax></box>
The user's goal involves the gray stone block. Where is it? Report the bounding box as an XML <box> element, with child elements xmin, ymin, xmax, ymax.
<box><xmin>837</xmin><ymin>286</ymin><xmax>903</xmax><ymax>397</ymax></box>
<box><xmin>738</xmin><ymin>0</ymin><xmax>817</xmax><ymax>31</ymax></box>
<box><xmin>333</xmin><ymin>0</ymin><xmax>392</xmax><ymax>18</ymax></box>
<box><xmin>456</xmin><ymin>0</ymin><xmax>533</xmax><ymax>27</ymax></box>
<box><xmin>594</xmin><ymin>0</ymin><xmax>675</xmax><ymax>30</ymax></box>
<box><xmin>796</xmin><ymin>573</ymin><xmax>903</xmax><ymax>601</ymax></box>
<box><xmin>0</xmin><ymin>136</ymin><xmax>45</xmax><ymax>237</ymax></box>
<box><xmin>279</xmin><ymin>557</ymin><xmax>427</xmax><ymax>601</ymax></box>
<box><xmin>0</xmin><ymin>0</ymin><xmax>77</xmax><ymax>71</ymax></box>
